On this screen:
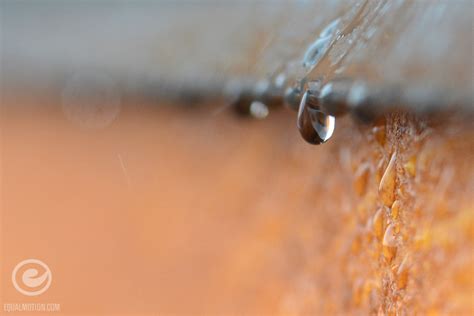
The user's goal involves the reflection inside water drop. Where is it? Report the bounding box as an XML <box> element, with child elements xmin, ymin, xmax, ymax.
<box><xmin>297</xmin><ymin>91</ymin><xmax>335</xmax><ymax>144</ymax></box>
<box><xmin>310</xmin><ymin>109</ymin><xmax>335</xmax><ymax>141</ymax></box>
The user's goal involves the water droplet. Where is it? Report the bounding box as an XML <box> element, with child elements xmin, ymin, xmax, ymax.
<box><xmin>382</xmin><ymin>224</ymin><xmax>397</xmax><ymax>262</ymax></box>
<box><xmin>319</xmin><ymin>18</ymin><xmax>340</xmax><ymax>38</ymax></box>
<box><xmin>302</xmin><ymin>35</ymin><xmax>332</xmax><ymax>69</ymax></box>
<box><xmin>373</xmin><ymin>207</ymin><xmax>385</xmax><ymax>241</ymax></box>
<box><xmin>379</xmin><ymin>153</ymin><xmax>397</xmax><ymax>206</ymax></box>
<box><xmin>297</xmin><ymin>91</ymin><xmax>335</xmax><ymax>145</ymax></box>
<box><xmin>249</xmin><ymin>101</ymin><xmax>269</xmax><ymax>120</ymax></box>
<box><xmin>354</xmin><ymin>163</ymin><xmax>370</xmax><ymax>196</ymax></box>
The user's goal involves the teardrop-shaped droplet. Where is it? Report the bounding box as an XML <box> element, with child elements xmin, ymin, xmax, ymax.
<box><xmin>297</xmin><ymin>91</ymin><xmax>336</xmax><ymax>144</ymax></box>
<box><xmin>302</xmin><ymin>36</ymin><xmax>332</xmax><ymax>69</ymax></box>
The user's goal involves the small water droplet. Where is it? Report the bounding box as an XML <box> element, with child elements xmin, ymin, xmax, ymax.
<box><xmin>382</xmin><ymin>224</ymin><xmax>397</xmax><ymax>262</ymax></box>
<box><xmin>297</xmin><ymin>91</ymin><xmax>335</xmax><ymax>145</ymax></box>
<box><xmin>249</xmin><ymin>101</ymin><xmax>269</xmax><ymax>120</ymax></box>
<box><xmin>379</xmin><ymin>153</ymin><xmax>397</xmax><ymax>206</ymax></box>
<box><xmin>319</xmin><ymin>18</ymin><xmax>340</xmax><ymax>38</ymax></box>
<box><xmin>302</xmin><ymin>35</ymin><xmax>332</xmax><ymax>69</ymax></box>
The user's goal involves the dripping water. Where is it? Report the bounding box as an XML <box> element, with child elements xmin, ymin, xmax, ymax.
<box><xmin>297</xmin><ymin>90</ymin><xmax>335</xmax><ymax>144</ymax></box>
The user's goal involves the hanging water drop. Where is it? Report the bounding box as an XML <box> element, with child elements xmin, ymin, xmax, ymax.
<box><xmin>297</xmin><ymin>90</ymin><xmax>336</xmax><ymax>145</ymax></box>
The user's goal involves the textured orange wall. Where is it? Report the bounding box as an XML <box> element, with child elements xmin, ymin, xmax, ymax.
<box><xmin>1</xmin><ymin>95</ymin><xmax>473</xmax><ymax>315</ymax></box>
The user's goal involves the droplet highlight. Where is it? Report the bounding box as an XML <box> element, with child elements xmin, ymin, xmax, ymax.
<box><xmin>382</xmin><ymin>224</ymin><xmax>397</xmax><ymax>262</ymax></box>
<box><xmin>249</xmin><ymin>101</ymin><xmax>269</xmax><ymax>119</ymax></box>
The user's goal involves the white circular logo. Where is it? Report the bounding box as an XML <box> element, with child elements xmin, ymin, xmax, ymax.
<box><xmin>12</xmin><ymin>259</ymin><xmax>52</xmax><ymax>296</ymax></box>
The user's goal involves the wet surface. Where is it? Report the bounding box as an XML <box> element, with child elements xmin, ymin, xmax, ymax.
<box><xmin>297</xmin><ymin>90</ymin><xmax>335</xmax><ymax>144</ymax></box>
<box><xmin>4</xmin><ymin>0</ymin><xmax>472</xmax><ymax>148</ymax></box>
<box><xmin>3</xmin><ymin>0</ymin><xmax>472</xmax><ymax>103</ymax></box>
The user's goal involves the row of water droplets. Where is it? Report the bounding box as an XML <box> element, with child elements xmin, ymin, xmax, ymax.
<box><xmin>224</xmin><ymin>1</ymin><xmax>371</xmax><ymax>145</ymax></box>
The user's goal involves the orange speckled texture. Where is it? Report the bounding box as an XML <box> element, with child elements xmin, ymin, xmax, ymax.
<box><xmin>1</xmin><ymin>94</ymin><xmax>473</xmax><ymax>315</ymax></box>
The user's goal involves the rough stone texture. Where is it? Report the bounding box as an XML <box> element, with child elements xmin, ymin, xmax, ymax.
<box><xmin>1</xmin><ymin>95</ymin><xmax>472</xmax><ymax>314</ymax></box>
